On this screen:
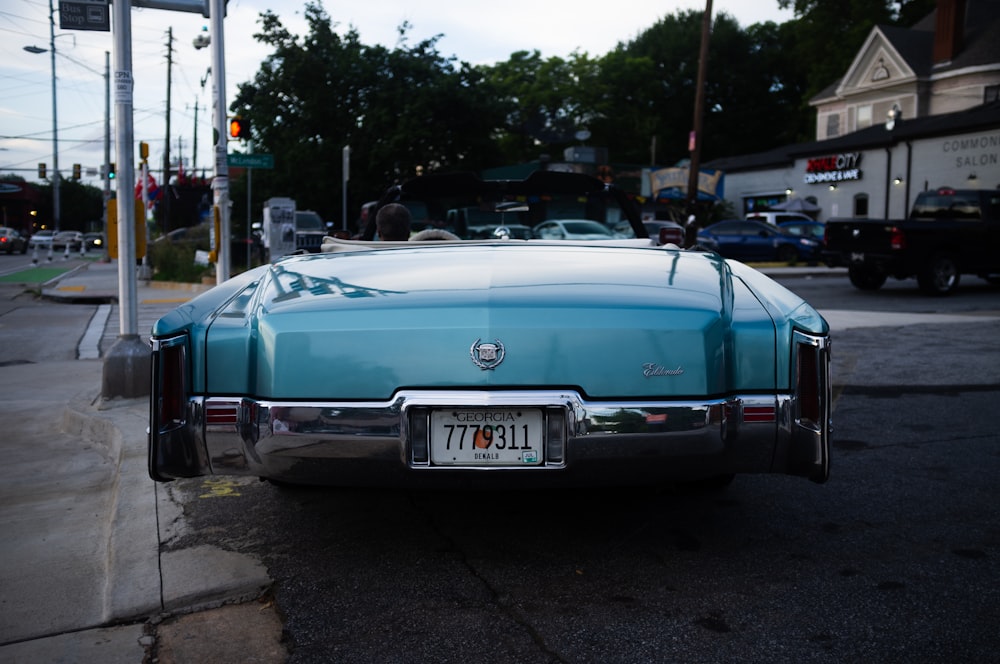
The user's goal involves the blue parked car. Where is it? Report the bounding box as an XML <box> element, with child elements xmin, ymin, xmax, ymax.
<box><xmin>777</xmin><ymin>219</ymin><xmax>825</xmax><ymax>241</ymax></box>
<box><xmin>697</xmin><ymin>219</ymin><xmax>821</xmax><ymax>263</ymax></box>
<box><xmin>149</xmin><ymin>171</ymin><xmax>831</xmax><ymax>490</ymax></box>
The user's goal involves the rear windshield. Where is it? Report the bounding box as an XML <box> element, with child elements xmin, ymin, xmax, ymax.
<box><xmin>910</xmin><ymin>192</ymin><xmax>984</xmax><ymax>220</ymax></box>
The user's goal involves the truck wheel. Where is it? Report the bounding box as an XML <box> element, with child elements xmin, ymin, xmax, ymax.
<box><xmin>848</xmin><ymin>264</ymin><xmax>886</xmax><ymax>291</ymax></box>
<box><xmin>918</xmin><ymin>254</ymin><xmax>960</xmax><ymax>295</ymax></box>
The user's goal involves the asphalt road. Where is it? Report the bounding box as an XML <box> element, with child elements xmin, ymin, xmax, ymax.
<box><xmin>158</xmin><ymin>273</ymin><xmax>1000</xmax><ymax>663</ymax></box>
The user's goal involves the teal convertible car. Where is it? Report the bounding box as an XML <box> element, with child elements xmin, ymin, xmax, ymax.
<box><xmin>149</xmin><ymin>172</ymin><xmax>830</xmax><ymax>488</ymax></box>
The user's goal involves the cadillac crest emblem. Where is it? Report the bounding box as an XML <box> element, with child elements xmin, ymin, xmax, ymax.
<box><xmin>470</xmin><ymin>338</ymin><xmax>505</xmax><ymax>370</ymax></box>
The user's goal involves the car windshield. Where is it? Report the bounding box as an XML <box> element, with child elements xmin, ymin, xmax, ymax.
<box><xmin>369</xmin><ymin>171</ymin><xmax>645</xmax><ymax>241</ymax></box>
<box><xmin>561</xmin><ymin>220</ymin><xmax>611</xmax><ymax>234</ymax></box>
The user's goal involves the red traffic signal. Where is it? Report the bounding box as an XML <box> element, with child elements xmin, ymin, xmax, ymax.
<box><xmin>229</xmin><ymin>116</ymin><xmax>250</xmax><ymax>140</ymax></box>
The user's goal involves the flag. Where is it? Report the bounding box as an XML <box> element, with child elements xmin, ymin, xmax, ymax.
<box><xmin>135</xmin><ymin>172</ymin><xmax>161</xmax><ymax>208</ymax></box>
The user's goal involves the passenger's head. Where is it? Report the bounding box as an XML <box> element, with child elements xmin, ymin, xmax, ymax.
<box><xmin>375</xmin><ymin>204</ymin><xmax>412</xmax><ymax>241</ymax></box>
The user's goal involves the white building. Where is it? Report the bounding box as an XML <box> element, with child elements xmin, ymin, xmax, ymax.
<box><xmin>707</xmin><ymin>0</ymin><xmax>1000</xmax><ymax>220</ymax></box>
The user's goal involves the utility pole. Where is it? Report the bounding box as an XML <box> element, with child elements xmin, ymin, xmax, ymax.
<box><xmin>48</xmin><ymin>0</ymin><xmax>60</xmax><ymax>231</ymax></box>
<box><xmin>103</xmin><ymin>50</ymin><xmax>111</xmax><ymax>261</ymax></box>
<box><xmin>685</xmin><ymin>0</ymin><xmax>713</xmax><ymax>245</ymax></box>
<box><xmin>162</xmin><ymin>26</ymin><xmax>174</xmax><ymax>231</ymax></box>
<box><xmin>192</xmin><ymin>99</ymin><xmax>199</xmax><ymax>175</ymax></box>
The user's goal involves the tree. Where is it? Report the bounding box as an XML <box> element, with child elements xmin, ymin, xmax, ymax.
<box><xmin>599</xmin><ymin>10</ymin><xmax>810</xmax><ymax>165</ymax></box>
<box><xmin>229</xmin><ymin>3</ymin><xmax>504</xmax><ymax>231</ymax></box>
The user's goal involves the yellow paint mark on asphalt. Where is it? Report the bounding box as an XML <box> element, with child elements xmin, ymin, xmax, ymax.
<box><xmin>199</xmin><ymin>478</ymin><xmax>242</xmax><ymax>498</ymax></box>
<box><xmin>57</xmin><ymin>285</ymin><xmax>87</xmax><ymax>292</ymax></box>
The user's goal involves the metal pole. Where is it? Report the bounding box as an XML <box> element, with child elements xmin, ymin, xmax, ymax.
<box><xmin>102</xmin><ymin>0</ymin><xmax>152</xmax><ymax>400</ymax></box>
<box><xmin>342</xmin><ymin>145</ymin><xmax>349</xmax><ymax>232</ymax></box>
<box><xmin>162</xmin><ymin>27</ymin><xmax>173</xmax><ymax>231</ymax></box>
<box><xmin>210</xmin><ymin>0</ymin><xmax>230</xmax><ymax>283</ymax></box>
<box><xmin>48</xmin><ymin>0</ymin><xmax>60</xmax><ymax>231</ymax></box>
<box><xmin>103</xmin><ymin>50</ymin><xmax>111</xmax><ymax>261</ymax></box>
<box><xmin>112</xmin><ymin>0</ymin><xmax>137</xmax><ymax>337</ymax></box>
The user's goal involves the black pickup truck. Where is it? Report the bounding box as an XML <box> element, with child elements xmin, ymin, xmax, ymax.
<box><xmin>823</xmin><ymin>187</ymin><xmax>1000</xmax><ymax>295</ymax></box>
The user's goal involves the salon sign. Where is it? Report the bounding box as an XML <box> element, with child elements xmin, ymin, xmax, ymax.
<box><xmin>804</xmin><ymin>152</ymin><xmax>863</xmax><ymax>185</ymax></box>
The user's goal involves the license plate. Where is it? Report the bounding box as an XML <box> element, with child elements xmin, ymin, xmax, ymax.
<box><xmin>430</xmin><ymin>408</ymin><xmax>544</xmax><ymax>466</ymax></box>
<box><xmin>850</xmin><ymin>252</ymin><xmax>865</xmax><ymax>262</ymax></box>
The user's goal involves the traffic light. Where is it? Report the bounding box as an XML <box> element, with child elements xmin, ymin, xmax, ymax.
<box><xmin>229</xmin><ymin>116</ymin><xmax>250</xmax><ymax>140</ymax></box>
<box><xmin>108</xmin><ymin>162</ymin><xmax>116</xmax><ymax>179</ymax></box>
<box><xmin>38</xmin><ymin>163</ymin><xmax>46</xmax><ymax>179</ymax></box>
<box><xmin>72</xmin><ymin>163</ymin><xmax>81</xmax><ymax>180</ymax></box>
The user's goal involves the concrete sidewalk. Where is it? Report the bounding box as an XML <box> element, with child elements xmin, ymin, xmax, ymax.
<box><xmin>0</xmin><ymin>260</ymin><xmax>281</xmax><ymax>663</ymax></box>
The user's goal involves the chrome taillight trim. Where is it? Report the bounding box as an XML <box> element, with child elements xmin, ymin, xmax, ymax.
<box><xmin>785</xmin><ymin>330</ymin><xmax>832</xmax><ymax>482</ymax></box>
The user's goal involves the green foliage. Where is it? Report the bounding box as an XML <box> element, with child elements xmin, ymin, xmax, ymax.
<box><xmin>229</xmin><ymin>3</ymin><xmax>504</xmax><ymax>231</ymax></box>
<box><xmin>147</xmin><ymin>225</ymin><xmax>212</xmax><ymax>283</ymax></box>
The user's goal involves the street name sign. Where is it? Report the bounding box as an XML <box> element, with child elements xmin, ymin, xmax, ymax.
<box><xmin>228</xmin><ymin>153</ymin><xmax>274</xmax><ymax>169</ymax></box>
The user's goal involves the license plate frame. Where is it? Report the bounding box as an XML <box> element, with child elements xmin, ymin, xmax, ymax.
<box><xmin>429</xmin><ymin>408</ymin><xmax>544</xmax><ymax>466</ymax></box>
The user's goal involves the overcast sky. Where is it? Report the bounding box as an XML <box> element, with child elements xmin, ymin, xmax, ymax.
<box><xmin>1</xmin><ymin>0</ymin><xmax>793</xmax><ymax>188</ymax></box>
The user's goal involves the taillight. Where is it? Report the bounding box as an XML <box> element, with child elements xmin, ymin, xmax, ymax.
<box><xmin>743</xmin><ymin>406</ymin><xmax>776</xmax><ymax>423</ymax></box>
<box><xmin>157</xmin><ymin>338</ymin><xmax>187</xmax><ymax>427</ymax></box>
<box><xmin>889</xmin><ymin>226</ymin><xmax>906</xmax><ymax>251</ymax></box>
<box><xmin>796</xmin><ymin>340</ymin><xmax>823</xmax><ymax>429</ymax></box>
<box><xmin>205</xmin><ymin>400</ymin><xmax>239</xmax><ymax>425</ymax></box>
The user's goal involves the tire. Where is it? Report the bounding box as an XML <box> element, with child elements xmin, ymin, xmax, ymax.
<box><xmin>917</xmin><ymin>253</ymin><xmax>960</xmax><ymax>295</ymax></box>
<box><xmin>848</xmin><ymin>264</ymin><xmax>886</xmax><ymax>291</ymax></box>
<box><xmin>776</xmin><ymin>245</ymin><xmax>798</xmax><ymax>263</ymax></box>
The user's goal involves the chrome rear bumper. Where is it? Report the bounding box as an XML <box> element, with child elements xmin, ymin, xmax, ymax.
<box><xmin>151</xmin><ymin>388</ymin><xmax>829</xmax><ymax>487</ymax></box>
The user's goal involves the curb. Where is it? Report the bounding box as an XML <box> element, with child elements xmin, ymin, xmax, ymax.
<box><xmin>64</xmin><ymin>391</ymin><xmax>272</xmax><ymax>626</ymax></box>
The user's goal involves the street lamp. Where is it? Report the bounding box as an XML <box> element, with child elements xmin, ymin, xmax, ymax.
<box><xmin>22</xmin><ymin>0</ymin><xmax>60</xmax><ymax>232</ymax></box>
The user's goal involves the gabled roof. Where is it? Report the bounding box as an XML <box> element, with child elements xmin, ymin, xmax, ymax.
<box><xmin>705</xmin><ymin>100</ymin><xmax>1000</xmax><ymax>173</ymax></box>
<box><xmin>810</xmin><ymin>0</ymin><xmax>1000</xmax><ymax>104</ymax></box>
<box><xmin>880</xmin><ymin>24</ymin><xmax>934</xmax><ymax>76</ymax></box>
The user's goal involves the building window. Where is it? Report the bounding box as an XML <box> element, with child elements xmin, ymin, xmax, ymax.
<box><xmin>856</xmin><ymin>105</ymin><xmax>872</xmax><ymax>129</ymax></box>
<box><xmin>986</xmin><ymin>85</ymin><xmax>999</xmax><ymax>103</ymax></box>
<box><xmin>826</xmin><ymin>114</ymin><xmax>840</xmax><ymax>138</ymax></box>
<box><xmin>853</xmin><ymin>193</ymin><xmax>869</xmax><ymax>218</ymax></box>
